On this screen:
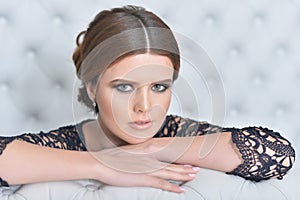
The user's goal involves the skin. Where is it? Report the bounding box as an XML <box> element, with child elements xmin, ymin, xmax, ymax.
<box><xmin>86</xmin><ymin>53</ymin><xmax>175</xmax><ymax>146</ymax></box>
<box><xmin>84</xmin><ymin>52</ymin><xmax>241</xmax><ymax>189</ymax></box>
<box><xmin>83</xmin><ymin>53</ymin><xmax>203</xmax><ymax>192</ymax></box>
<box><xmin>0</xmin><ymin>53</ymin><xmax>241</xmax><ymax>194</ymax></box>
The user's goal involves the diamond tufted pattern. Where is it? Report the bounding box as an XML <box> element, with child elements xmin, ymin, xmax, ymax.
<box><xmin>0</xmin><ymin>0</ymin><xmax>299</xmax><ymax>199</ymax></box>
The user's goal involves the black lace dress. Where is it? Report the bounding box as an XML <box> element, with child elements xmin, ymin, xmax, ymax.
<box><xmin>0</xmin><ymin>115</ymin><xmax>296</xmax><ymax>187</ymax></box>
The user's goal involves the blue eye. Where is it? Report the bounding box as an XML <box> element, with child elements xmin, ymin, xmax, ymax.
<box><xmin>152</xmin><ymin>84</ymin><xmax>170</xmax><ymax>92</ymax></box>
<box><xmin>114</xmin><ymin>84</ymin><xmax>134</xmax><ymax>93</ymax></box>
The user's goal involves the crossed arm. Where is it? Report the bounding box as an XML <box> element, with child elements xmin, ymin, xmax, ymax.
<box><xmin>0</xmin><ymin>133</ymin><xmax>238</xmax><ymax>193</ymax></box>
<box><xmin>0</xmin><ymin>116</ymin><xmax>296</xmax><ymax>193</ymax></box>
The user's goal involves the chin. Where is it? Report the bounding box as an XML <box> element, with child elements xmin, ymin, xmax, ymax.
<box><xmin>125</xmin><ymin>137</ymin><xmax>152</xmax><ymax>145</ymax></box>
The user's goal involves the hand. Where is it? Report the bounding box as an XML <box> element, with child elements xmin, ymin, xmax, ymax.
<box><xmin>90</xmin><ymin>146</ymin><xmax>200</xmax><ymax>193</ymax></box>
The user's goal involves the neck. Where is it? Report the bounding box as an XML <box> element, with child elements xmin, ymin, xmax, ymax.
<box><xmin>97</xmin><ymin>118</ymin><xmax>128</xmax><ymax>148</ymax></box>
<box><xmin>82</xmin><ymin>118</ymin><xmax>128</xmax><ymax>152</ymax></box>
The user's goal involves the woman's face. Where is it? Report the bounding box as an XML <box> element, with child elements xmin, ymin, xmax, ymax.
<box><xmin>89</xmin><ymin>53</ymin><xmax>174</xmax><ymax>144</ymax></box>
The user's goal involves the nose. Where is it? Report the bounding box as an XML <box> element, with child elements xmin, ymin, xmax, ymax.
<box><xmin>132</xmin><ymin>87</ymin><xmax>151</xmax><ymax>113</ymax></box>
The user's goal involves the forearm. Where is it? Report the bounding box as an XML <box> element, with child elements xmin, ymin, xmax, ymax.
<box><xmin>148</xmin><ymin>132</ymin><xmax>241</xmax><ymax>172</ymax></box>
<box><xmin>0</xmin><ymin>140</ymin><xmax>97</xmax><ymax>186</ymax></box>
<box><xmin>147</xmin><ymin>127</ymin><xmax>295</xmax><ymax>181</ymax></box>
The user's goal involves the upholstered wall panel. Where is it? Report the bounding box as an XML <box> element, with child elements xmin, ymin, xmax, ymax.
<box><xmin>0</xmin><ymin>0</ymin><xmax>299</xmax><ymax>199</ymax></box>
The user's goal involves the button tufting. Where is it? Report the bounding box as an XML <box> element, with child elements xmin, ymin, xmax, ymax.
<box><xmin>229</xmin><ymin>106</ymin><xmax>240</xmax><ymax>117</ymax></box>
<box><xmin>1</xmin><ymin>188</ymin><xmax>14</xmax><ymax>195</ymax></box>
<box><xmin>85</xmin><ymin>184</ymin><xmax>100</xmax><ymax>191</ymax></box>
<box><xmin>229</xmin><ymin>46</ymin><xmax>241</xmax><ymax>57</ymax></box>
<box><xmin>253</xmin><ymin>13</ymin><xmax>265</xmax><ymax>26</ymax></box>
<box><xmin>252</xmin><ymin>74</ymin><xmax>264</xmax><ymax>86</ymax></box>
<box><xmin>0</xmin><ymin>15</ymin><xmax>7</xmax><ymax>25</ymax></box>
<box><xmin>229</xmin><ymin>108</ymin><xmax>238</xmax><ymax>117</ymax></box>
<box><xmin>53</xmin><ymin>15</ymin><xmax>63</xmax><ymax>25</ymax></box>
<box><xmin>27</xmin><ymin>48</ymin><xmax>37</xmax><ymax>58</ymax></box>
<box><xmin>275</xmin><ymin>45</ymin><xmax>287</xmax><ymax>57</ymax></box>
<box><xmin>53</xmin><ymin>80</ymin><xmax>65</xmax><ymax>90</ymax></box>
<box><xmin>0</xmin><ymin>82</ymin><xmax>9</xmax><ymax>91</ymax></box>
<box><xmin>28</xmin><ymin>113</ymin><xmax>39</xmax><ymax>121</ymax></box>
<box><xmin>207</xmin><ymin>77</ymin><xmax>217</xmax><ymax>87</ymax></box>
<box><xmin>204</xmin><ymin>15</ymin><xmax>216</xmax><ymax>26</ymax></box>
<box><xmin>274</xmin><ymin>105</ymin><xmax>286</xmax><ymax>116</ymax></box>
<box><xmin>55</xmin><ymin>83</ymin><xmax>62</xmax><ymax>90</ymax></box>
<box><xmin>0</xmin><ymin>0</ymin><xmax>299</xmax><ymax>198</ymax></box>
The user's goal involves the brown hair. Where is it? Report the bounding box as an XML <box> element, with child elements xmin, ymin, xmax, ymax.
<box><xmin>73</xmin><ymin>5</ymin><xmax>180</xmax><ymax>113</ymax></box>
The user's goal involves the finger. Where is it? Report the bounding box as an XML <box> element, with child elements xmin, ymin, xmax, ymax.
<box><xmin>165</xmin><ymin>164</ymin><xmax>200</xmax><ymax>174</ymax></box>
<box><xmin>146</xmin><ymin>176</ymin><xmax>186</xmax><ymax>193</ymax></box>
<box><xmin>149</xmin><ymin>168</ymin><xmax>197</xmax><ymax>181</ymax></box>
<box><xmin>103</xmin><ymin>171</ymin><xmax>186</xmax><ymax>193</ymax></box>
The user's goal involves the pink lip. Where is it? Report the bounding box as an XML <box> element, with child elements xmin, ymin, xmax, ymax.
<box><xmin>129</xmin><ymin>120</ymin><xmax>153</xmax><ymax>130</ymax></box>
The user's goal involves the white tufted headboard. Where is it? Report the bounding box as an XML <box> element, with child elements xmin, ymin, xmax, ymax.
<box><xmin>0</xmin><ymin>0</ymin><xmax>299</xmax><ymax>199</ymax></box>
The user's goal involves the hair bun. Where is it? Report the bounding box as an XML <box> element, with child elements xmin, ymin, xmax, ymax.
<box><xmin>72</xmin><ymin>30</ymin><xmax>87</xmax><ymax>78</ymax></box>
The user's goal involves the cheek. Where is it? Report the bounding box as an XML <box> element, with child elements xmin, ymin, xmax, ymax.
<box><xmin>152</xmin><ymin>91</ymin><xmax>172</xmax><ymax>110</ymax></box>
<box><xmin>150</xmin><ymin>92</ymin><xmax>172</xmax><ymax>124</ymax></box>
<box><xmin>98</xmin><ymin>89</ymin><xmax>171</xmax><ymax>115</ymax></box>
<box><xmin>98</xmin><ymin>89</ymin><xmax>131</xmax><ymax>126</ymax></box>
<box><xmin>97</xmin><ymin>88</ymin><xmax>116</xmax><ymax>120</ymax></box>
<box><xmin>97</xmin><ymin>88</ymin><xmax>172</xmax><ymax>140</ymax></box>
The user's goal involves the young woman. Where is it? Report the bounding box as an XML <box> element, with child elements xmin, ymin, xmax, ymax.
<box><xmin>0</xmin><ymin>5</ymin><xmax>296</xmax><ymax>193</ymax></box>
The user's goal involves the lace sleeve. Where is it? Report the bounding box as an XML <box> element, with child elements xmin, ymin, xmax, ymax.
<box><xmin>15</xmin><ymin>125</ymin><xmax>86</xmax><ymax>151</ymax></box>
<box><xmin>0</xmin><ymin>122</ymin><xmax>88</xmax><ymax>187</ymax></box>
<box><xmin>155</xmin><ymin>114</ymin><xmax>224</xmax><ymax>137</ymax></box>
<box><xmin>0</xmin><ymin>137</ymin><xmax>16</xmax><ymax>186</ymax></box>
<box><xmin>226</xmin><ymin>126</ymin><xmax>295</xmax><ymax>181</ymax></box>
<box><xmin>156</xmin><ymin>115</ymin><xmax>296</xmax><ymax>181</ymax></box>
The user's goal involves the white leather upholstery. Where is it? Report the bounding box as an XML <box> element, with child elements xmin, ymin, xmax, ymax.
<box><xmin>0</xmin><ymin>169</ymin><xmax>295</xmax><ymax>200</ymax></box>
<box><xmin>0</xmin><ymin>0</ymin><xmax>299</xmax><ymax>199</ymax></box>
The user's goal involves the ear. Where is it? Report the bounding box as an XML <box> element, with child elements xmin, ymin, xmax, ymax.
<box><xmin>85</xmin><ymin>82</ymin><xmax>96</xmax><ymax>102</ymax></box>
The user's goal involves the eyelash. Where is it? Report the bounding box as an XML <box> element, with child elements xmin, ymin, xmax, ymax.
<box><xmin>113</xmin><ymin>83</ymin><xmax>170</xmax><ymax>93</ymax></box>
<box><xmin>152</xmin><ymin>84</ymin><xmax>170</xmax><ymax>92</ymax></box>
<box><xmin>114</xmin><ymin>84</ymin><xmax>133</xmax><ymax>93</ymax></box>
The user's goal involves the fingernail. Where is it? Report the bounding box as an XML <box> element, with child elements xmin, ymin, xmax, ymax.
<box><xmin>189</xmin><ymin>173</ymin><xmax>196</xmax><ymax>177</ymax></box>
<box><xmin>179</xmin><ymin>187</ymin><xmax>186</xmax><ymax>192</ymax></box>
<box><xmin>184</xmin><ymin>164</ymin><xmax>192</xmax><ymax>167</ymax></box>
<box><xmin>192</xmin><ymin>167</ymin><xmax>200</xmax><ymax>171</ymax></box>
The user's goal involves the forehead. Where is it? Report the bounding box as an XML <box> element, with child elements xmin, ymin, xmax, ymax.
<box><xmin>101</xmin><ymin>53</ymin><xmax>174</xmax><ymax>81</ymax></box>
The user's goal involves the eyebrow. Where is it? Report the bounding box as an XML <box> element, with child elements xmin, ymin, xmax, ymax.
<box><xmin>110</xmin><ymin>78</ymin><xmax>173</xmax><ymax>84</ymax></box>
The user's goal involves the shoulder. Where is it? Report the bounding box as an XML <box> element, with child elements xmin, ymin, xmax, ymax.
<box><xmin>156</xmin><ymin>114</ymin><xmax>227</xmax><ymax>137</ymax></box>
<box><xmin>28</xmin><ymin>119</ymin><xmax>96</xmax><ymax>146</ymax></box>
<box><xmin>155</xmin><ymin>114</ymin><xmax>208</xmax><ymax>137</ymax></box>
<box><xmin>40</xmin><ymin>119</ymin><xmax>95</xmax><ymax>135</ymax></box>
<box><xmin>164</xmin><ymin>114</ymin><xmax>210</xmax><ymax>128</ymax></box>
<box><xmin>165</xmin><ymin>114</ymin><xmax>199</xmax><ymax>123</ymax></box>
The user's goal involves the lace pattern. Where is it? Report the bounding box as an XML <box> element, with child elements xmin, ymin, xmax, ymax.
<box><xmin>0</xmin><ymin>115</ymin><xmax>296</xmax><ymax>186</ymax></box>
<box><xmin>227</xmin><ymin>126</ymin><xmax>296</xmax><ymax>181</ymax></box>
<box><xmin>13</xmin><ymin>125</ymin><xmax>87</xmax><ymax>151</ymax></box>
<box><xmin>0</xmin><ymin>137</ymin><xmax>15</xmax><ymax>156</ymax></box>
<box><xmin>156</xmin><ymin>115</ymin><xmax>296</xmax><ymax>181</ymax></box>
<box><xmin>0</xmin><ymin>124</ymin><xmax>87</xmax><ymax>187</ymax></box>
<box><xmin>0</xmin><ymin>178</ymin><xmax>9</xmax><ymax>187</ymax></box>
<box><xmin>0</xmin><ymin>137</ymin><xmax>15</xmax><ymax>187</ymax></box>
<box><xmin>155</xmin><ymin>115</ymin><xmax>224</xmax><ymax>137</ymax></box>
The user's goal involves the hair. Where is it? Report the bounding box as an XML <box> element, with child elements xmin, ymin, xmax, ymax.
<box><xmin>72</xmin><ymin>5</ymin><xmax>180</xmax><ymax>113</ymax></box>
